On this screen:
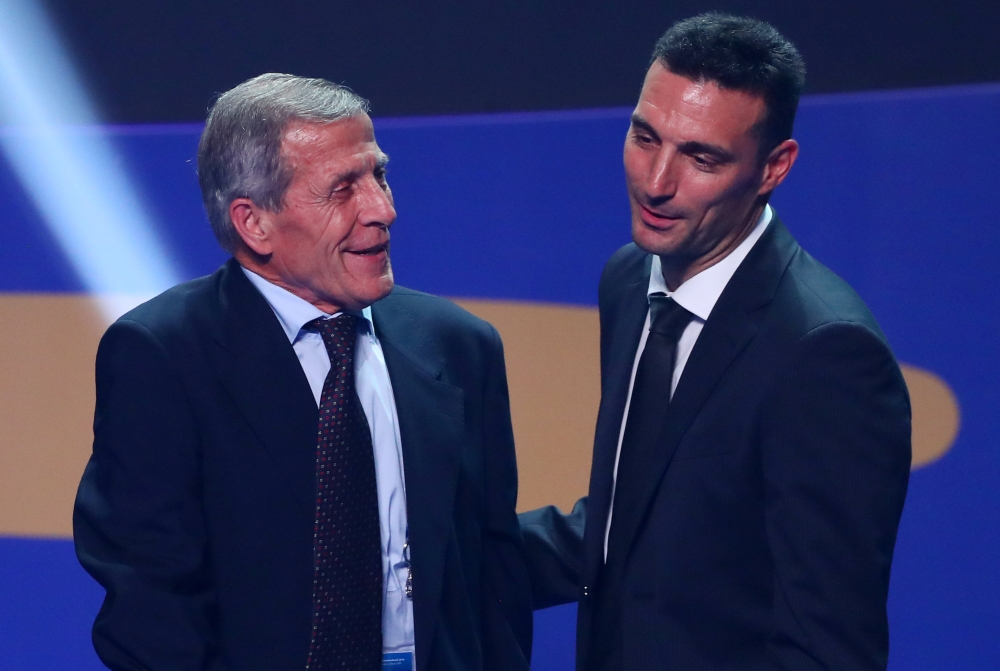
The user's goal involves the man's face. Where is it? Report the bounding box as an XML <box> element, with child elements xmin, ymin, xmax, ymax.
<box><xmin>624</xmin><ymin>61</ymin><xmax>783</xmax><ymax>285</ymax></box>
<box><xmin>249</xmin><ymin>114</ymin><xmax>396</xmax><ymax>312</ymax></box>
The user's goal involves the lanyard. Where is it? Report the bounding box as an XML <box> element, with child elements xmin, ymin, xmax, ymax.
<box><xmin>402</xmin><ymin>535</ymin><xmax>413</xmax><ymax>599</ymax></box>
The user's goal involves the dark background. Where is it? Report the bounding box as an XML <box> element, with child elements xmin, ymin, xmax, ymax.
<box><xmin>47</xmin><ymin>0</ymin><xmax>1000</xmax><ymax>123</ymax></box>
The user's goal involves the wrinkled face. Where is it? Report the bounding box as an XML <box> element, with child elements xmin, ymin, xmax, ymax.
<box><xmin>257</xmin><ymin>114</ymin><xmax>395</xmax><ymax>312</ymax></box>
<box><xmin>624</xmin><ymin>61</ymin><xmax>773</xmax><ymax>284</ymax></box>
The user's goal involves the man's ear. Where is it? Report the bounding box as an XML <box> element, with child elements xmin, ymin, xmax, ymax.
<box><xmin>758</xmin><ymin>139</ymin><xmax>799</xmax><ymax>196</ymax></box>
<box><xmin>229</xmin><ymin>198</ymin><xmax>274</xmax><ymax>257</ymax></box>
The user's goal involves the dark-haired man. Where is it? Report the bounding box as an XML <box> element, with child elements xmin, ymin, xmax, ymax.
<box><xmin>74</xmin><ymin>74</ymin><xmax>531</xmax><ymax>671</ymax></box>
<box><xmin>521</xmin><ymin>14</ymin><xmax>911</xmax><ymax>671</ymax></box>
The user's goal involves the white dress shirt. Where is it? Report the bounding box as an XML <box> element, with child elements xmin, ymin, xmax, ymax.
<box><xmin>603</xmin><ymin>205</ymin><xmax>773</xmax><ymax>558</ymax></box>
<box><xmin>242</xmin><ymin>268</ymin><xmax>415</xmax><ymax>656</ymax></box>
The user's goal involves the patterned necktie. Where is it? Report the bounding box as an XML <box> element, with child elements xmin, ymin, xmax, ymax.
<box><xmin>304</xmin><ymin>314</ymin><xmax>383</xmax><ymax>671</ymax></box>
<box><xmin>591</xmin><ymin>294</ymin><xmax>693</xmax><ymax>671</ymax></box>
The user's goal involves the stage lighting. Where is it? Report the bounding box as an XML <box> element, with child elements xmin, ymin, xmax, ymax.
<box><xmin>0</xmin><ymin>0</ymin><xmax>181</xmax><ymax>322</ymax></box>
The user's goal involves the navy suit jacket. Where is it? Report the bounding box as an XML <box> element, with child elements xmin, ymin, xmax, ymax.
<box><xmin>74</xmin><ymin>259</ymin><xmax>532</xmax><ymax>671</ymax></box>
<box><xmin>521</xmin><ymin>215</ymin><xmax>911</xmax><ymax>670</ymax></box>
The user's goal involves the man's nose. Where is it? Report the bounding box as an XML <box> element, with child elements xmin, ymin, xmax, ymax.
<box><xmin>646</xmin><ymin>148</ymin><xmax>678</xmax><ymax>200</ymax></box>
<box><xmin>358</xmin><ymin>177</ymin><xmax>396</xmax><ymax>228</ymax></box>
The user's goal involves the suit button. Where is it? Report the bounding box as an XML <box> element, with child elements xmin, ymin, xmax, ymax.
<box><xmin>582</xmin><ymin>585</ymin><xmax>590</xmax><ymax>598</ymax></box>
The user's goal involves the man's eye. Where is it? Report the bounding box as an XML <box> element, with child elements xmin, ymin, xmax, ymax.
<box><xmin>329</xmin><ymin>182</ymin><xmax>351</xmax><ymax>198</ymax></box>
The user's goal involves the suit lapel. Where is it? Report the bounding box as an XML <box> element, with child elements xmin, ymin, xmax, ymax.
<box><xmin>584</xmin><ymin>258</ymin><xmax>651</xmax><ymax>586</ymax></box>
<box><xmin>611</xmin><ymin>218</ymin><xmax>800</xmax><ymax>565</ymax></box>
<box><xmin>210</xmin><ymin>259</ymin><xmax>319</xmax><ymax>516</ymax></box>
<box><xmin>372</xmin><ymin>295</ymin><xmax>464</xmax><ymax>671</ymax></box>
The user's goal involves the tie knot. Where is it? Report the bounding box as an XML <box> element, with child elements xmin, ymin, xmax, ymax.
<box><xmin>304</xmin><ymin>313</ymin><xmax>359</xmax><ymax>363</ymax></box>
<box><xmin>648</xmin><ymin>294</ymin><xmax>693</xmax><ymax>340</ymax></box>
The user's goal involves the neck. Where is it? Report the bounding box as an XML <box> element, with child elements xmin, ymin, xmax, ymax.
<box><xmin>658</xmin><ymin>203</ymin><xmax>765</xmax><ymax>292</ymax></box>
<box><xmin>235</xmin><ymin>250</ymin><xmax>343</xmax><ymax>315</ymax></box>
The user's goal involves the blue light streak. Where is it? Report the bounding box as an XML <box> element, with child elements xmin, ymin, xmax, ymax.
<box><xmin>0</xmin><ymin>0</ymin><xmax>181</xmax><ymax>321</ymax></box>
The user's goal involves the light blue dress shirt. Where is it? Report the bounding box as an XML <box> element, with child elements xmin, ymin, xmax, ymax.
<box><xmin>242</xmin><ymin>267</ymin><xmax>415</xmax><ymax>657</ymax></box>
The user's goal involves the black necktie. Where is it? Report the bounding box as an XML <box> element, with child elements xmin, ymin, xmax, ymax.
<box><xmin>304</xmin><ymin>314</ymin><xmax>383</xmax><ymax>671</ymax></box>
<box><xmin>591</xmin><ymin>294</ymin><xmax>694</xmax><ymax>671</ymax></box>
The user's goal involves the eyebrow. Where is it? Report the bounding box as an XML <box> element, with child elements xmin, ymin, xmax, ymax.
<box><xmin>677</xmin><ymin>141</ymin><xmax>735</xmax><ymax>163</ymax></box>
<box><xmin>630</xmin><ymin>113</ymin><xmax>736</xmax><ymax>163</ymax></box>
<box><xmin>326</xmin><ymin>152</ymin><xmax>391</xmax><ymax>193</ymax></box>
<box><xmin>630</xmin><ymin>114</ymin><xmax>660</xmax><ymax>141</ymax></box>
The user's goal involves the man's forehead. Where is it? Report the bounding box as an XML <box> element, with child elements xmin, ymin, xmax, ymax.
<box><xmin>637</xmin><ymin>63</ymin><xmax>765</xmax><ymax>135</ymax></box>
<box><xmin>279</xmin><ymin>115</ymin><xmax>385</xmax><ymax>171</ymax></box>
<box><xmin>282</xmin><ymin>116</ymin><xmax>377</xmax><ymax>151</ymax></box>
<box><xmin>644</xmin><ymin>65</ymin><xmax>762</xmax><ymax>106</ymax></box>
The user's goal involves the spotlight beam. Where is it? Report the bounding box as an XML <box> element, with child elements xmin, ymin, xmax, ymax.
<box><xmin>0</xmin><ymin>0</ymin><xmax>182</xmax><ymax>322</ymax></box>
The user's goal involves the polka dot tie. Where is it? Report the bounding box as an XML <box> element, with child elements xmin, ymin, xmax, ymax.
<box><xmin>304</xmin><ymin>314</ymin><xmax>383</xmax><ymax>670</ymax></box>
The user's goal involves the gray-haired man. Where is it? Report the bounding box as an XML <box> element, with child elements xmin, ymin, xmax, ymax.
<box><xmin>74</xmin><ymin>74</ymin><xmax>532</xmax><ymax>671</ymax></box>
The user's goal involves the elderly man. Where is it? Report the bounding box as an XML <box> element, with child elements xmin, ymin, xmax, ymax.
<box><xmin>74</xmin><ymin>74</ymin><xmax>531</xmax><ymax>671</ymax></box>
<box><xmin>520</xmin><ymin>14</ymin><xmax>911</xmax><ymax>671</ymax></box>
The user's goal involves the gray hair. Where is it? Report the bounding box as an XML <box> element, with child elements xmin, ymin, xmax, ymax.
<box><xmin>197</xmin><ymin>73</ymin><xmax>370</xmax><ymax>253</ymax></box>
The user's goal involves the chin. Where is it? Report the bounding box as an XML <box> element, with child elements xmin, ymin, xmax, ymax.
<box><xmin>632</xmin><ymin>221</ymin><xmax>683</xmax><ymax>257</ymax></box>
<box><xmin>363</xmin><ymin>273</ymin><xmax>396</xmax><ymax>306</ymax></box>
<box><xmin>376</xmin><ymin>276</ymin><xmax>395</xmax><ymax>301</ymax></box>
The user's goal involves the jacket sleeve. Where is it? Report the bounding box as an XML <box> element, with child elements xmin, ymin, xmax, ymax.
<box><xmin>516</xmin><ymin>248</ymin><xmax>624</xmax><ymax>611</ymax></box>
<box><xmin>760</xmin><ymin>321</ymin><xmax>911</xmax><ymax>671</ymax></box>
<box><xmin>73</xmin><ymin>319</ymin><xmax>226</xmax><ymax>671</ymax></box>
<box><xmin>479</xmin><ymin>324</ymin><xmax>534</xmax><ymax>670</ymax></box>
<box><xmin>518</xmin><ymin>499</ymin><xmax>586</xmax><ymax>609</ymax></box>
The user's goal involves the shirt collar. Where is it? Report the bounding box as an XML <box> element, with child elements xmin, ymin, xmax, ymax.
<box><xmin>648</xmin><ymin>204</ymin><xmax>772</xmax><ymax>321</ymax></box>
<box><xmin>241</xmin><ymin>266</ymin><xmax>374</xmax><ymax>343</ymax></box>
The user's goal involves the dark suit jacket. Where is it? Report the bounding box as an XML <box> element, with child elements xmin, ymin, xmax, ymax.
<box><xmin>521</xmin><ymin>215</ymin><xmax>911</xmax><ymax>670</ymax></box>
<box><xmin>74</xmin><ymin>259</ymin><xmax>532</xmax><ymax>671</ymax></box>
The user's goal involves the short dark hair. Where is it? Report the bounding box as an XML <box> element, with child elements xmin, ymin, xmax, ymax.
<box><xmin>652</xmin><ymin>13</ymin><xmax>805</xmax><ymax>157</ymax></box>
<box><xmin>197</xmin><ymin>73</ymin><xmax>370</xmax><ymax>253</ymax></box>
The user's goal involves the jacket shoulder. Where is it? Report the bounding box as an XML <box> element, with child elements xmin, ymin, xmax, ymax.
<box><xmin>776</xmin><ymin>249</ymin><xmax>887</xmax><ymax>341</ymax></box>
<box><xmin>372</xmin><ymin>286</ymin><xmax>504</xmax><ymax>388</ymax></box>
<box><xmin>103</xmin><ymin>264</ymin><xmax>233</xmax><ymax>357</ymax></box>
<box><xmin>373</xmin><ymin>286</ymin><xmax>503</xmax><ymax>367</ymax></box>
<box><xmin>119</xmin><ymin>274</ymin><xmax>220</xmax><ymax>329</ymax></box>
<box><xmin>378</xmin><ymin>285</ymin><xmax>497</xmax><ymax>338</ymax></box>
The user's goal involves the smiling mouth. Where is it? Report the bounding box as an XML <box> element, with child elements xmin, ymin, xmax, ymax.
<box><xmin>640</xmin><ymin>205</ymin><xmax>683</xmax><ymax>226</ymax></box>
<box><xmin>348</xmin><ymin>242</ymin><xmax>389</xmax><ymax>256</ymax></box>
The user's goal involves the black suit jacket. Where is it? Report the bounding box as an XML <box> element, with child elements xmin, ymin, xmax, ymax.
<box><xmin>74</xmin><ymin>259</ymin><xmax>532</xmax><ymax>671</ymax></box>
<box><xmin>521</xmin><ymin>215</ymin><xmax>911</xmax><ymax>670</ymax></box>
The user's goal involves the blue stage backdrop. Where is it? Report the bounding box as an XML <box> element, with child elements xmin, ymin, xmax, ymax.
<box><xmin>1</xmin><ymin>83</ymin><xmax>998</xmax><ymax>669</ymax></box>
